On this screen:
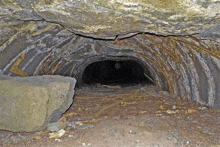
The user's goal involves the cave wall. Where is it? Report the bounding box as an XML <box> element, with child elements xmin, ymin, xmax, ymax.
<box><xmin>0</xmin><ymin>21</ymin><xmax>219</xmax><ymax>109</ymax></box>
<box><xmin>0</xmin><ymin>0</ymin><xmax>220</xmax><ymax>109</ymax></box>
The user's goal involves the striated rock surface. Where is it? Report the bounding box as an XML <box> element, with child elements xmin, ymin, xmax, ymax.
<box><xmin>0</xmin><ymin>75</ymin><xmax>76</xmax><ymax>132</ymax></box>
<box><xmin>0</xmin><ymin>0</ymin><xmax>219</xmax><ymax>39</ymax></box>
<box><xmin>0</xmin><ymin>0</ymin><xmax>219</xmax><ymax>111</ymax></box>
<box><xmin>0</xmin><ymin>21</ymin><xmax>219</xmax><ymax>109</ymax></box>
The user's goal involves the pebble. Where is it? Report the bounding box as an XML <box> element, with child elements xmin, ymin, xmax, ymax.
<box><xmin>47</xmin><ymin>116</ymin><xmax>66</xmax><ymax>132</ymax></box>
<box><xmin>198</xmin><ymin>107</ymin><xmax>208</xmax><ymax>111</ymax></box>
<box><xmin>76</xmin><ymin>124</ymin><xmax>94</xmax><ymax>130</ymax></box>
<box><xmin>88</xmin><ymin>142</ymin><xmax>92</xmax><ymax>146</ymax></box>
<box><xmin>47</xmin><ymin>123</ymin><xmax>61</xmax><ymax>132</ymax></box>
<box><xmin>55</xmin><ymin>138</ymin><xmax>62</xmax><ymax>142</ymax></box>
<box><xmin>166</xmin><ymin>109</ymin><xmax>178</xmax><ymax>114</ymax></box>
<box><xmin>112</xmin><ymin>116</ymin><xmax>120</xmax><ymax>120</ymax></box>
<box><xmin>159</xmin><ymin>91</ymin><xmax>169</xmax><ymax>96</ymax></box>
<box><xmin>49</xmin><ymin>129</ymin><xmax>66</xmax><ymax>139</ymax></box>
<box><xmin>66</xmin><ymin>121</ymin><xmax>75</xmax><ymax>127</ymax></box>
<box><xmin>75</xmin><ymin>121</ymin><xmax>83</xmax><ymax>125</ymax></box>
<box><xmin>129</xmin><ymin>130</ymin><xmax>136</xmax><ymax>134</ymax></box>
<box><xmin>172</xmin><ymin>105</ymin><xmax>176</xmax><ymax>109</ymax></box>
<box><xmin>68</xmin><ymin>135</ymin><xmax>73</xmax><ymax>138</ymax></box>
<box><xmin>33</xmin><ymin>136</ymin><xmax>41</xmax><ymax>141</ymax></box>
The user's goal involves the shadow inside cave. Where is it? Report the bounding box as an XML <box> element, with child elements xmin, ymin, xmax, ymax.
<box><xmin>81</xmin><ymin>60</ymin><xmax>155</xmax><ymax>87</ymax></box>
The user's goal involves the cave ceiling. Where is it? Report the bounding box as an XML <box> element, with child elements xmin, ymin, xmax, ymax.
<box><xmin>0</xmin><ymin>0</ymin><xmax>220</xmax><ymax>39</ymax></box>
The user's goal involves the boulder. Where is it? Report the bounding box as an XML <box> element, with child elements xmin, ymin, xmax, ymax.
<box><xmin>0</xmin><ymin>74</ymin><xmax>76</xmax><ymax>132</ymax></box>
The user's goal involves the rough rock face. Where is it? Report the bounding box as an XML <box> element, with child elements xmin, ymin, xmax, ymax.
<box><xmin>0</xmin><ymin>0</ymin><xmax>219</xmax><ymax>39</ymax></box>
<box><xmin>0</xmin><ymin>74</ymin><xmax>76</xmax><ymax>132</ymax></box>
<box><xmin>0</xmin><ymin>21</ymin><xmax>219</xmax><ymax>109</ymax></box>
<box><xmin>0</xmin><ymin>0</ymin><xmax>219</xmax><ymax>110</ymax></box>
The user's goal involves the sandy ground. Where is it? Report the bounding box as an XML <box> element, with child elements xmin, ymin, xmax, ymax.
<box><xmin>1</xmin><ymin>84</ymin><xmax>220</xmax><ymax>147</ymax></box>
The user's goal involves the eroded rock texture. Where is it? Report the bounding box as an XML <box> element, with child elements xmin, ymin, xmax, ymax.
<box><xmin>0</xmin><ymin>0</ymin><xmax>220</xmax><ymax>39</ymax></box>
<box><xmin>0</xmin><ymin>21</ymin><xmax>219</xmax><ymax>109</ymax></box>
<box><xmin>0</xmin><ymin>0</ymin><xmax>220</xmax><ymax>110</ymax></box>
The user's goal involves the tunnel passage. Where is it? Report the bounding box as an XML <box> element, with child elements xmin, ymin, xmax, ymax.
<box><xmin>1</xmin><ymin>32</ymin><xmax>220</xmax><ymax>109</ymax></box>
<box><xmin>82</xmin><ymin>60</ymin><xmax>154</xmax><ymax>86</ymax></box>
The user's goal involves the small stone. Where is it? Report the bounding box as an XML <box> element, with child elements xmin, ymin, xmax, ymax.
<box><xmin>68</xmin><ymin>135</ymin><xmax>73</xmax><ymax>138</ymax></box>
<box><xmin>77</xmin><ymin>107</ymin><xmax>84</xmax><ymax>112</ymax></box>
<box><xmin>159</xmin><ymin>91</ymin><xmax>169</xmax><ymax>96</ymax></box>
<box><xmin>55</xmin><ymin>138</ymin><xmax>62</xmax><ymax>142</ymax></box>
<box><xmin>75</xmin><ymin>121</ymin><xmax>83</xmax><ymax>125</ymax></box>
<box><xmin>33</xmin><ymin>136</ymin><xmax>41</xmax><ymax>141</ymax></box>
<box><xmin>49</xmin><ymin>129</ymin><xmax>66</xmax><ymax>139</ymax></box>
<box><xmin>88</xmin><ymin>142</ymin><xmax>92</xmax><ymax>146</ymax></box>
<box><xmin>66</xmin><ymin>121</ymin><xmax>75</xmax><ymax>127</ymax></box>
<box><xmin>138</xmin><ymin>111</ymin><xmax>147</xmax><ymax>114</ymax></box>
<box><xmin>159</xmin><ymin>105</ymin><xmax>166</xmax><ymax>110</ymax></box>
<box><xmin>129</xmin><ymin>130</ymin><xmax>136</xmax><ymax>135</ymax></box>
<box><xmin>166</xmin><ymin>109</ymin><xmax>178</xmax><ymax>114</ymax></box>
<box><xmin>82</xmin><ymin>143</ymin><xmax>86</xmax><ymax>146</ymax></box>
<box><xmin>77</xmin><ymin>124</ymin><xmax>94</xmax><ymax>130</ymax></box>
<box><xmin>198</xmin><ymin>107</ymin><xmax>208</xmax><ymax>111</ymax></box>
<box><xmin>112</xmin><ymin>116</ymin><xmax>120</xmax><ymax>120</ymax></box>
<box><xmin>185</xmin><ymin>109</ymin><xmax>197</xmax><ymax>114</ymax></box>
<box><xmin>47</xmin><ymin>116</ymin><xmax>66</xmax><ymax>132</ymax></box>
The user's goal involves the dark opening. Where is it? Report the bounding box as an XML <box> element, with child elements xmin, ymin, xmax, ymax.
<box><xmin>82</xmin><ymin>60</ymin><xmax>154</xmax><ymax>87</ymax></box>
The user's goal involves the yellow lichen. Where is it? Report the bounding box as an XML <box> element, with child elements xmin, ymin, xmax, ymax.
<box><xmin>10</xmin><ymin>53</ymin><xmax>28</xmax><ymax>77</ymax></box>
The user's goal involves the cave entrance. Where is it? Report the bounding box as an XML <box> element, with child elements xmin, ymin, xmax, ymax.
<box><xmin>82</xmin><ymin>60</ymin><xmax>154</xmax><ymax>87</ymax></box>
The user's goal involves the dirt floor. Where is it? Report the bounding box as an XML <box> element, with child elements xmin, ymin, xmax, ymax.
<box><xmin>1</xmin><ymin>84</ymin><xmax>220</xmax><ymax>147</ymax></box>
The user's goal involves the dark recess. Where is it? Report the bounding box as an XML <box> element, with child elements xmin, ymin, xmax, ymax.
<box><xmin>82</xmin><ymin>60</ymin><xmax>154</xmax><ymax>87</ymax></box>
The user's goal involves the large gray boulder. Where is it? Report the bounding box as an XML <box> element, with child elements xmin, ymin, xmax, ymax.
<box><xmin>0</xmin><ymin>74</ymin><xmax>76</xmax><ymax>132</ymax></box>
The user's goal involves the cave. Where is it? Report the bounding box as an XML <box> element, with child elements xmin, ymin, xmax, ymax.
<box><xmin>0</xmin><ymin>1</ymin><xmax>220</xmax><ymax>145</ymax></box>
<box><xmin>81</xmin><ymin>60</ymin><xmax>154</xmax><ymax>87</ymax></box>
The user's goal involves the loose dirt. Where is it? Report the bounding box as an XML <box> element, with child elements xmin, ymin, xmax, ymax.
<box><xmin>1</xmin><ymin>84</ymin><xmax>220</xmax><ymax>147</ymax></box>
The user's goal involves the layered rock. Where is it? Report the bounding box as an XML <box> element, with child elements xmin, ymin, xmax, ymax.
<box><xmin>0</xmin><ymin>0</ymin><xmax>219</xmax><ymax>114</ymax></box>
<box><xmin>0</xmin><ymin>0</ymin><xmax>219</xmax><ymax>39</ymax></box>
<box><xmin>0</xmin><ymin>21</ymin><xmax>219</xmax><ymax>109</ymax></box>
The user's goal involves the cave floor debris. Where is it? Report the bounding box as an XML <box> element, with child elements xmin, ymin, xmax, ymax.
<box><xmin>1</xmin><ymin>84</ymin><xmax>220</xmax><ymax>147</ymax></box>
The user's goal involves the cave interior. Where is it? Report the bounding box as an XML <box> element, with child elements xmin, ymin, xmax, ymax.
<box><xmin>81</xmin><ymin>59</ymin><xmax>155</xmax><ymax>87</ymax></box>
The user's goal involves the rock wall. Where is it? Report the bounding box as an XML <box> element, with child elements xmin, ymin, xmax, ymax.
<box><xmin>0</xmin><ymin>21</ymin><xmax>219</xmax><ymax>109</ymax></box>
<box><xmin>0</xmin><ymin>0</ymin><xmax>220</xmax><ymax>110</ymax></box>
